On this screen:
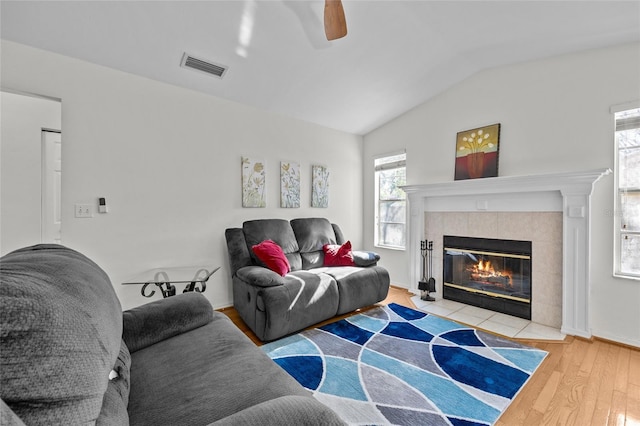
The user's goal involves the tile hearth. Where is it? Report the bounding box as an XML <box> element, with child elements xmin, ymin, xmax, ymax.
<box><xmin>411</xmin><ymin>295</ymin><xmax>566</xmax><ymax>341</ymax></box>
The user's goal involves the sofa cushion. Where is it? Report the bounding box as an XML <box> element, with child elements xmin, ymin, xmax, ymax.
<box><xmin>0</xmin><ymin>244</ymin><xmax>122</xmax><ymax>424</ymax></box>
<box><xmin>224</xmin><ymin>228</ymin><xmax>254</xmax><ymax>277</ymax></box>
<box><xmin>252</xmin><ymin>240</ymin><xmax>290</xmax><ymax>276</ymax></box>
<box><xmin>291</xmin><ymin>218</ymin><xmax>337</xmax><ymax>269</ymax></box>
<box><xmin>331</xmin><ymin>223</ymin><xmax>346</xmax><ymax>245</ymax></box>
<box><xmin>323</xmin><ymin>241</ymin><xmax>355</xmax><ymax>266</ymax></box>
<box><xmin>243</xmin><ymin>219</ymin><xmax>302</xmax><ymax>271</ymax></box>
<box><xmin>313</xmin><ymin>265</ymin><xmax>391</xmax><ymax>315</ymax></box>
<box><xmin>210</xmin><ymin>395</ymin><xmax>345</xmax><ymax>426</ymax></box>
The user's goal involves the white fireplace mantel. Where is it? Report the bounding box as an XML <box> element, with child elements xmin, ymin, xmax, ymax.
<box><xmin>403</xmin><ymin>168</ymin><xmax>611</xmax><ymax>338</ymax></box>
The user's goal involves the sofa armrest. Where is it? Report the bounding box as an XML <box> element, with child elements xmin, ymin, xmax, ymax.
<box><xmin>236</xmin><ymin>266</ymin><xmax>286</xmax><ymax>287</ymax></box>
<box><xmin>122</xmin><ymin>292</ymin><xmax>213</xmax><ymax>353</ymax></box>
<box><xmin>208</xmin><ymin>396</ymin><xmax>345</xmax><ymax>426</ymax></box>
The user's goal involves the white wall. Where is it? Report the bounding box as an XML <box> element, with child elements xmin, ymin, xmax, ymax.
<box><xmin>3</xmin><ymin>39</ymin><xmax>638</xmax><ymax>346</ymax></box>
<box><xmin>1</xmin><ymin>40</ymin><xmax>364</xmax><ymax>311</ymax></box>
<box><xmin>363</xmin><ymin>42</ymin><xmax>640</xmax><ymax>347</ymax></box>
<box><xmin>1</xmin><ymin>91</ymin><xmax>61</xmax><ymax>253</ymax></box>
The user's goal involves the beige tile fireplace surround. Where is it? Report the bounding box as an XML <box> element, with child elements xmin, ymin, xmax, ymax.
<box><xmin>424</xmin><ymin>211</ymin><xmax>563</xmax><ymax>328</ymax></box>
<box><xmin>403</xmin><ymin>169</ymin><xmax>610</xmax><ymax>339</ymax></box>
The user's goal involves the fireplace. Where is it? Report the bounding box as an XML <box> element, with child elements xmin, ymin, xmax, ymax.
<box><xmin>403</xmin><ymin>169</ymin><xmax>610</xmax><ymax>338</ymax></box>
<box><xmin>443</xmin><ymin>235</ymin><xmax>532</xmax><ymax>320</ymax></box>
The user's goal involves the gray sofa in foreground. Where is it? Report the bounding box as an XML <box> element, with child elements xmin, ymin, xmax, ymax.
<box><xmin>0</xmin><ymin>244</ymin><xmax>344</xmax><ymax>425</ymax></box>
<box><xmin>225</xmin><ymin>218</ymin><xmax>391</xmax><ymax>342</ymax></box>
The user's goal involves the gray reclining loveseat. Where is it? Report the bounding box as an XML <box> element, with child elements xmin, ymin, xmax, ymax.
<box><xmin>225</xmin><ymin>218</ymin><xmax>391</xmax><ymax>341</ymax></box>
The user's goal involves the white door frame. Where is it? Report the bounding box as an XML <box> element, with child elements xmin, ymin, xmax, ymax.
<box><xmin>41</xmin><ymin>129</ymin><xmax>62</xmax><ymax>244</ymax></box>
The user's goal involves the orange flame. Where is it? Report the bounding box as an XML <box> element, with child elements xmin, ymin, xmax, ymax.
<box><xmin>469</xmin><ymin>259</ymin><xmax>513</xmax><ymax>288</ymax></box>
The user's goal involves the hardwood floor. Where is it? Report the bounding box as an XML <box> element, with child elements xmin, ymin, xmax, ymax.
<box><xmin>218</xmin><ymin>286</ymin><xmax>640</xmax><ymax>425</ymax></box>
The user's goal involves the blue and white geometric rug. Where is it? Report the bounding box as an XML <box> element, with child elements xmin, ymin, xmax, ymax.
<box><xmin>262</xmin><ymin>303</ymin><xmax>547</xmax><ymax>425</ymax></box>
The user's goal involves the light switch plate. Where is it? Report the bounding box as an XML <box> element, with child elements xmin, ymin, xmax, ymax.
<box><xmin>75</xmin><ymin>204</ymin><xmax>93</xmax><ymax>218</ymax></box>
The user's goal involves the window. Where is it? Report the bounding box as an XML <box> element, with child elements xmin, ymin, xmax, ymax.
<box><xmin>375</xmin><ymin>152</ymin><xmax>406</xmax><ymax>249</ymax></box>
<box><xmin>614</xmin><ymin>107</ymin><xmax>640</xmax><ymax>278</ymax></box>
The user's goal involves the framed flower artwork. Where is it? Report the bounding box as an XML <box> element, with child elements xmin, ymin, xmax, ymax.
<box><xmin>241</xmin><ymin>157</ymin><xmax>266</xmax><ymax>207</ymax></box>
<box><xmin>280</xmin><ymin>161</ymin><xmax>300</xmax><ymax>208</ymax></box>
<box><xmin>454</xmin><ymin>123</ymin><xmax>501</xmax><ymax>180</ymax></box>
<box><xmin>311</xmin><ymin>165</ymin><xmax>329</xmax><ymax>208</ymax></box>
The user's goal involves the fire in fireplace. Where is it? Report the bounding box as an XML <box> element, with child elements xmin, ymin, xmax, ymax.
<box><xmin>443</xmin><ymin>235</ymin><xmax>532</xmax><ymax>320</ymax></box>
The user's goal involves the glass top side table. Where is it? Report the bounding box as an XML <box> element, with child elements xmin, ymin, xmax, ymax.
<box><xmin>122</xmin><ymin>266</ymin><xmax>220</xmax><ymax>299</ymax></box>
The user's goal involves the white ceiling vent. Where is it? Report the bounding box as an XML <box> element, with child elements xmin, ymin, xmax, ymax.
<box><xmin>180</xmin><ymin>53</ymin><xmax>228</xmax><ymax>79</ymax></box>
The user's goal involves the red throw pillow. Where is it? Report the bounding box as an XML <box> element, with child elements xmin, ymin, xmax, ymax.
<box><xmin>323</xmin><ymin>240</ymin><xmax>355</xmax><ymax>267</ymax></box>
<box><xmin>252</xmin><ymin>240</ymin><xmax>290</xmax><ymax>276</ymax></box>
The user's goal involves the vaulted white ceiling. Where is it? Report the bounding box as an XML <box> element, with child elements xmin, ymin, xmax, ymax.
<box><xmin>2</xmin><ymin>1</ymin><xmax>639</xmax><ymax>135</ymax></box>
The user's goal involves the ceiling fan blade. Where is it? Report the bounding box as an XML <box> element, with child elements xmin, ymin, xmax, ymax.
<box><xmin>324</xmin><ymin>0</ymin><xmax>347</xmax><ymax>41</ymax></box>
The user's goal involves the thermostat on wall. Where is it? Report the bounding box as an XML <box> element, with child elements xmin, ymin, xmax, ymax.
<box><xmin>99</xmin><ymin>197</ymin><xmax>108</xmax><ymax>213</ymax></box>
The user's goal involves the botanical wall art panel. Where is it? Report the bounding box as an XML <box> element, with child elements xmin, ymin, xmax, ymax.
<box><xmin>455</xmin><ymin>123</ymin><xmax>501</xmax><ymax>180</ymax></box>
<box><xmin>311</xmin><ymin>165</ymin><xmax>329</xmax><ymax>208</ymax></box>
<box><xmin>280</xmin><ymin>161</ymin><xmax>300</xmax><ymax>208</ymax></box>
<box><xmin>241</xmin><ymin>157</ymin><xmax>266</xmax><ymax>207</ymax></box>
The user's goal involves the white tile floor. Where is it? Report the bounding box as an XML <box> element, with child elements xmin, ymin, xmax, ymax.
<box><xmin>411</xmin><ymin>295</ymin><xmax>566</xmax><ymax>341</ymax></box>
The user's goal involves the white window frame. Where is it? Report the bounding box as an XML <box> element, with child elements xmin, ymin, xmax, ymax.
<box><xmin>374</xmin><ymin>151</ymin><xmax>407</xmax><ymax>250</ymax></box>
<box><xmin>612</xmin><ymin>101</ymin><xmax>640</xmax><ymax>280</ymax></box>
